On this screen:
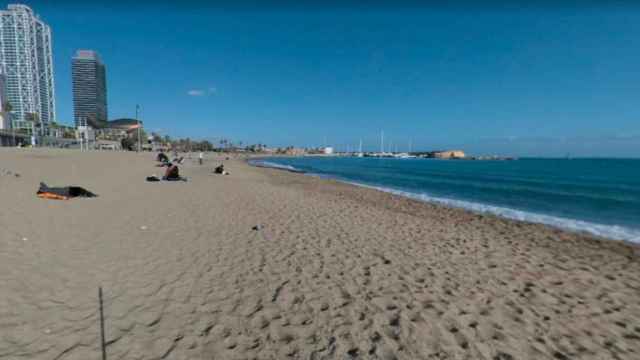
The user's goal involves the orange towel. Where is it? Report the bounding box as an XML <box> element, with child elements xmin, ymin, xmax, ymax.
<box><xmin>37</xmin><ymin>192</ymin><xmax>70</xmax><ymax>200</ymax></box>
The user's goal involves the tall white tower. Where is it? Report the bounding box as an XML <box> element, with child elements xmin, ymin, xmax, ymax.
<box><xmin>0</xmin><ymin>4</ymin><xmax>55</xmax><ymax>132</ymax></box>
<box><xmin>0</xmin><ymin>70</ymin><xmax>10</xmax><ymax>130</ymax></box>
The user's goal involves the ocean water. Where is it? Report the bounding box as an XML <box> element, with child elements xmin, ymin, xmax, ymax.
<box><xmin>250</xmin><ymin>157</ymin><xmax>640</xmax><ymax>243</ymax></box>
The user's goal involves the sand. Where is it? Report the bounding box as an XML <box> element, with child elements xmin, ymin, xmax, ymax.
<box><xmin>1</xmin><ymin>148</ymin><xmax>639</xmax><ymax>360</ymax></box>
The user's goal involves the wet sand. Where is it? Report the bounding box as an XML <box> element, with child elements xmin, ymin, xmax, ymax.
<box><xmin>1</xmin><ymin>148</ymin><xmax>639</xmax><ymax>360</ymax></box>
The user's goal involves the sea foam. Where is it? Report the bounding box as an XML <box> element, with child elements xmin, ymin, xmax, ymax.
<box><xmin>250</xmin><ymin>159</ymin><xmax>640</xmax><ymax>243</ymax></box>
<box><xmin>353</xmin><ymin>183</ymin><xmax>640</xmax><ymax>243</ymax></box>
<box><xmin>248</xmin><ymin>160</ymin><xmax>304</xmax><ymax>173</ymax></box>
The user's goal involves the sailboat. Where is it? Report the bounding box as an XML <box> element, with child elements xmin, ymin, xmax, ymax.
<box><xmin>393</xmin><ymin>138</ymin><xmax>416</xmax><ymax>159</ymax></box>
<box><xmin>356</xmin><ymin>139</ymin><xmax>364</xmax><ymax>157</ymax></box>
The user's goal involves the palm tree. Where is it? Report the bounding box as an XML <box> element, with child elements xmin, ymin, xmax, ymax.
<box><xmin>3</xmin><ymin>101</ymin><xmax>12</xmax><ymax>114</ymax></box>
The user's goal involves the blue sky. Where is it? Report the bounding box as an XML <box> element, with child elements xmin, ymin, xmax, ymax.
<box><xmin>23</xmin><ymin>1</ymin><xmax>640</xmax><ymax>156</ymax></box>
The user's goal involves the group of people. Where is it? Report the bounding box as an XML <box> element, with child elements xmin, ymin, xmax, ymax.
<box><xmin>151</xmin><ymin>151</ymin><xmax>229</xmax><ymax>182</ymax></box>
<box><xmin>153</xmin><ymin>152</ymin><xmax>183</xmax><ymax>181</ymax></box>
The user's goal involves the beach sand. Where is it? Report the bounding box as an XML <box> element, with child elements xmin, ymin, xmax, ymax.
<box><xmin>1</xmin><ymin>149</ymin><xmax>639</xmax><ymax>360</ymax></box>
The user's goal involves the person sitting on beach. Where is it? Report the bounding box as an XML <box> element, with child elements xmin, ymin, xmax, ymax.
<box><xmin>172</xmin><ymin>156</ymin><xmax>185</xmax><ymax>164</ymax></box>
<box><xmin>214</xmin><ymin>163</ymin><xmax>225</xmax><ymax>174</ymax></box>
<box><xmin>163</xmin><ymin>163</ymin><xmax>181</xmax><ymax>181</ymax></box>
<box><xmin>157</xmin><ymin>152</ymin><xmax>169</xmax><ymax>163</ymax></box>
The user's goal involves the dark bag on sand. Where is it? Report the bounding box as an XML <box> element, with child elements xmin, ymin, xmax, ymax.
<box><xmin>37</xmin><ymin>182</ymin><xmax>97</xmax><ymax>200</ymax></box>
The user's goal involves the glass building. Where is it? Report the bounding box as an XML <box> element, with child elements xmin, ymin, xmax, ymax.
<box><xmin>0</xmin><ymin>4</ymin><xmax>55</xmax><ymax>132</ymax></box>
<box><xmin>72</xmin><ymin>50</ymin><xmax>107</xmax><ymax>128</ymax></box>
<box><xmin>0</xmin><ymin>70</ymin><xmax>10</xmax><ymax>130</ymax></box>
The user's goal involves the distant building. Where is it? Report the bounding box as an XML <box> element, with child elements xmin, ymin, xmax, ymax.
<box><xmin>48</xmin><ymin>123</ymin><xmax>75</xmax><ymax>139</ymax></box>
<box><xmin>284</xmin><ymin>147</ymin><xmax>306</xmax><ymax>156</ymax></box>
<box><xmin>0</xmin><ymin>112</ymin><xmax>10</xmax><ymax>130</ymax></box>
<box><xmin>106</xmin><ymin>118</ymin><xmax>142</xmax><ymax>131</ymax></box>
<box><xmin>96</xmin><ymin>140</ymin><xmax>121</xmax><ymax>151</ymax></box>
<box><xmin>0</xmin><ymin>4</ymin><xmax>55</xmax><ymax>131</ymax></box>
<box><xmin>432</xmin><ymin>150</ymin><xmax>465</xmax><ymax>159</ymax></box>
<box><xmin>76</xmin><ymin>125</ymin><xmax>96</xmax><ymax>143</ymax></box>
<box><xmin>0</xmin><ymin>71</ymin><xmax>10</xmax><ymax>130</ymax></box>
<box><xmin>94</xmin><ymin>118</ymin><xmax>142</xmax><ymax>141</ymax></box>
<box><xmin>72</xmin><ymin>50</ymin><xmax>107</xmax><ymax>127</ymax></box>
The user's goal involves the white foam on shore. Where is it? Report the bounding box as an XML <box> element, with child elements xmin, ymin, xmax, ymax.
<box><xmin>250</xmin><ymin>159</ymin><xmax>640</xmax><ymax>243</ymax></box>
<box><xmin>352</xmin><ymin>182</ymin><xmax>640</xmax><ymax>244</ymax></box>
<box><xmin>248</xmin><ymin>160</ymin><xmax>302</xmax><ymax>172</ymax></box>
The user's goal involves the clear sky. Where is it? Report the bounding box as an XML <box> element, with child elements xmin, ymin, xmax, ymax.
<box><xmin>22</xmin><ymin>0</ymin><xmax>640</xmax><ymax>156</ymax></box>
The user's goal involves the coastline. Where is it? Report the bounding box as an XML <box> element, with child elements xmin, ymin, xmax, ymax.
<box><xmin>2</xmin><ymin>149</ymin><xmax>640</xmax><ymax>359</ymax></box>
<box><xmin>248</xmin><ymin>157</ymin><xmax>640</xmax><ymax>244</ymax></box>
<box><xmin>248</xmin><ymin>156</ymin><xmax>640</xmax><ymax>252</ymax></box>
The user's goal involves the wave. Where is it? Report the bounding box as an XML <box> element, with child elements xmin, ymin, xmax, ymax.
<box><xmin>350</xmin><ymin>182</ymin><xmax>640</xmax><ymax>244</ymax></box>
<box><xmin>248</xmin><ymin>159</ymin><xmax>305</xmax><ymax>173</ymax></box>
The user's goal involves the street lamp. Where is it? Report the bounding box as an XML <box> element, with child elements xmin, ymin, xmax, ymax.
<box><xmin>136</xmin><ymin>104</ymin><xmax>141</xmax><ymax>152</ymax></box>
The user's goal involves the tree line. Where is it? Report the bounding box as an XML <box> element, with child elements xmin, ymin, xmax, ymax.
<box><xmin>122</xmin><ymin>131</ymin><xmax>269</xmax><ymax>153</ymax></box>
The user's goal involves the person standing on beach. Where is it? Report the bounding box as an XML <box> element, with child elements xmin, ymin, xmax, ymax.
<box><xmin>199</xmin><ymin>152</ymin><xmax>204</xmax><ymax>165</ymax></box>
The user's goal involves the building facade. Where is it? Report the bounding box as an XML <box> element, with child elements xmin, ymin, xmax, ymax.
<box><xmin>0</xmin><ymin>71</ymin><xmax>10</xmax><ymax>130</ymax></box>
<box><xmin>72</xmin><ymin>50</ymin><xmax>107</xmax><ymax>128</ymax></box>
<box><xmin>431</xmin><ymin>150</ymin><xmax>466</xmax><ymax>159</ymax></box>
<box><xmin>0</xmin><ymin>4</ymin><xmax>55</xmax><ymax>132</ymax></box>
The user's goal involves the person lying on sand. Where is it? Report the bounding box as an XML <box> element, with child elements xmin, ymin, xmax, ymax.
<box><xmin>37</xmin><ymin>182</ymin><xmax>97</xmax><ymax>200</ymax></box>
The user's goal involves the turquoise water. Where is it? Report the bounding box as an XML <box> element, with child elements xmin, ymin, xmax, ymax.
<box><xmin>250</xmin><ymin>157</ymin><xmax>640</xmax><ymax>242</ymax></box>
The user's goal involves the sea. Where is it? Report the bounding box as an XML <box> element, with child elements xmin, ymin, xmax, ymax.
<box><xmin>250</xmin><ymin>157</ymin><xmax>640</xmax><ymax>243</ymax></box>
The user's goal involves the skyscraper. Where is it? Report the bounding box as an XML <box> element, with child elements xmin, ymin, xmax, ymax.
<box><xmin>72</xmin><ymin>50</ymin><xmax>107</xmax><ymax>127</ymax></box>
<box><xmin>0</xmin><ymin>4</ymin><xmax>55</xmax><ymax>131</ymax></box>
<box><xmin>0</xmin><ymin>70</ymin><xmax>10</xmax><ymax>130</ymax></box>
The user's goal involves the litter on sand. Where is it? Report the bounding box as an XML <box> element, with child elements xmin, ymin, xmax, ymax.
<box><xmin>1</xmin><ymin>169</ymin><xmax>20</xmax><ymax>177</ymax></box>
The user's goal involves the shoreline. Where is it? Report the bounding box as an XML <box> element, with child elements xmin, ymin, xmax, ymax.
<box><xmin>245</xmin><ymin>157</ymin><xmax>640</xmax><ymax>256</ymax></box>
<box><xmin>247</xmin><ymin>156</ymin><xmax>640</xmax><ymax>245</ymax></box>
